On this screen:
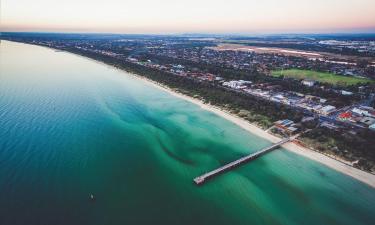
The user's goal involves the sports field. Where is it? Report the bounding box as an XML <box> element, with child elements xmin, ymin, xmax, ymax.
<box><xmin>271</xmin><ymin>69</ymin><xmax>373</xmax><ymax>86</ymax></box>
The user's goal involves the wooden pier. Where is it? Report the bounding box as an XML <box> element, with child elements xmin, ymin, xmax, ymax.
<box><xmin>194</xmin><ymin>138</ymin><xmax>291</xmax><ymax>185</ymax></box>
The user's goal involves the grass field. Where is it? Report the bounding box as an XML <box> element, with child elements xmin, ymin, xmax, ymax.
<box><xmin>271</xmin><ymin>69</ymin><xmax>373</xmax><ymax>86</ymax></box>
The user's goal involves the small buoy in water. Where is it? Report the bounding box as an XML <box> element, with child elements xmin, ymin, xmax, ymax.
<box><xmin>90</xmin><ymin>194</ymin><xmax>95</xmax><ymax>201</ymax></box>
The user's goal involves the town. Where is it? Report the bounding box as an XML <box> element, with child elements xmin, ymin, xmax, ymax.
<box><xmin>2</xmin><ymin>32</ymin><xmax>375</xmax><ymax>172</ymax></box>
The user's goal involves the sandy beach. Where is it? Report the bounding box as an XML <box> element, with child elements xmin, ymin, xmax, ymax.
<box><xmin>128</xmin><ymin>72</ymin><xmax>375</xmax><ymax>188</ymax></box>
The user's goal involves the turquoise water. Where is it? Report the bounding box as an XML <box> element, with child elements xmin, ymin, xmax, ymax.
<box><xmin>0</xmin><ymin>40</ymin><xmax>374</xmax><ymax>225</ymax></box>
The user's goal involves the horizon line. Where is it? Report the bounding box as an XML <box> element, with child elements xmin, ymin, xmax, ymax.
<box><xmin>2</xmin><ymin>31</ymin><xmax>375</xmax><ymax>37</ymax></box>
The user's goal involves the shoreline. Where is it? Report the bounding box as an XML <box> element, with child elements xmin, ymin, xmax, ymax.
<box><xmin>5</xmin><ymin>40</ymin><xmax>375</xmax><ymax>188</ymax></box>
<box><xmin>128</xmin><ymin>70</ymin><xmax>375</xmax><ymax>189</ymax></box>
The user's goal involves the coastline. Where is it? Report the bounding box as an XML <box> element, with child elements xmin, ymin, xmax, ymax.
<box><xmin>129</xmin><ymin>72</ymin><xmax>375</xmax><ymax>188</ymax></box>
<box><xmin>5</xmin><ymin>40</ymin><xmax>375</xmax><ymax>188</ymax></box>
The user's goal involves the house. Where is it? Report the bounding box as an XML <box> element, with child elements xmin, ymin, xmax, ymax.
<box><xmin>222</xmin><ymin>80</ymin><xmax>249</xmax><ymax>89</ymax></box>
<box><xmin>359</xmin><ymin>117</ymin><xmax>375</xmax><ymax>126</ymax></box>
<box><xmin>301</xmin><ymin>79</ymin><xmax>316</xmax><ymax>87</ymax></box>
<box><xmin>321</xmin><ymin>122</ymin><xmax>339</xmax><ymax>130</ymax></box>
<box><xmin>312</xmin><ymin>104</ymin><xmax>323</xmax><ymax>113</ymax></box>
<box><xmin>341</xmin><ymin>90</ymin><xmax>353</xmax><ymax>96</ymax></box>
<box><xmin>369</xmin><ymin>123</ymin><xmax>375</xmax><ymax>131</ymax></box>
<box><xmin>271</xmin><ymin>94</ymin><xmax>285</xmax><ymax>102</ymax></box>
<box><xmin>274</xmin><ymin>119</ymin><xmax>299</xmax><ymax>135</ymax></box>
<box><xmin>173</xmin><ymin>64</ymin><xmax>184</xmax><ymax>69</ymax></box>
<box><xmin>301</xmin><ymin>117</ymin><xmax>316</xmax><ymax>123</ymax></box>
<box><xmin>275</xmin><ymin>119</ymin><xmax>294</xmax><ymax>128</ymax></box>
<box><xmin>286</xmin><ymin>126</ymin><xmax>299</xmax><ymax>134</ymax></box>
<box><xmin>352</xmin><ymin>107</ymin><xmax>375</xmax><ymax>118</ymax></box>
<box><xmin>319</xmin><ymin>105</ymin><xmax>336</xmax><ymax>115</ymax></box>
<box><xmin>127</xmin><ymin>57</ymin><xmax>138</xmax><ymax>62</ymax></box>
<box><xmin>352</xmin><ymin>107</ymin><xmax>367</xmax><ymax>116</ymax></box>
<box><xmin>238</xmin><ymin>80</ymin><xmax>252</xmax><ymax>85</ymax></box>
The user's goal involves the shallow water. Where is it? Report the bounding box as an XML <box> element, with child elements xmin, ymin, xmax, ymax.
<box><xmin>0</xmin><ymin>40</ymin><xmax>374</xmax><ymax>225</ymax></box>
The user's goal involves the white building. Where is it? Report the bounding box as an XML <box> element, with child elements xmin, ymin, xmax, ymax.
<box><xmin>222</xmin><ymin>80</ymin><xmax>251</xmax><ymax>89</ymax></box>
<box><xmin>352</xmin><ymin>107</ymin><xmax>375</xmax><ymax>118</ymax></box>
<box><xmin>301</xmin><ymin>79</ymin><xmax>316</xmax><ymax>87</ymax></box>
<box><xmin>341</xmin><ymin>90</ymin><xmax>353</xmax><ymax>96</ymax></box>
<box><xmin>319</xmin><ymin>105</ymin><xmax>336</xmax><ymax>115</ymax></box>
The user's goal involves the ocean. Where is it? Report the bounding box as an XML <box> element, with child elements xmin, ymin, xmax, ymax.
<box><xmin>0</xmin><ymin>40</ymin><xmax>374</xmax><ymax>225</ymax></box>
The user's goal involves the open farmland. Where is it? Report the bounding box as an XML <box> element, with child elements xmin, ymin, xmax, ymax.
<box><xmin>271</xmin><ymin>69</ymin><xmax>374</xmax><ymax>86</ymax></box>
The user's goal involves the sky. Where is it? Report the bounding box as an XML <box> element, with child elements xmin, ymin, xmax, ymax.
<box><xmin>1</xmin><ymin>0</ymin><xmax>375</xmax><ymax>34</ymax></box>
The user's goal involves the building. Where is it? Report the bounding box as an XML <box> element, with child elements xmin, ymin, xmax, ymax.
<box><xmin>301</xmin><ymin>116</ymin><xmax>316</xmax><ymax>123</ymax></box>
<box><xmin>222</xmin><ymin>80</ymin><xmax>251</xmax><ymax>89</ymax></box>
<box><xmin>274</xmin><ymin>119</ymin><xmax>299</xmax><ymax>135</ymax></box>
<box><xmin>271</xmin><ymin>94</ymin><xmax>285</xmax><ymax>103</ymax></box>
<box><xmin>359</xmin><ymin>117</ymin><xmax>375</xmax><ymax>126</ymax></box>
<box><xmin>352</xmin><ymin>107</ymin><xmax>375</xmax><ymax>118</ymax></box>
<box><xmin>341</xmin><ymin>90</ymin><xmax>353</xmax><ymax>96</ymax></box>
<box><xmin>319</xmin><ymin>105</ymin><xmax>336</xmax><ymax>115</ymax></box>
<box><xmin>369</xmin><ymin>123</ymin><xmax>375</xmax><ymax>131</ymax></box>
<box><xmin>275</xmin><ymin>119</ymin><xmax>294</xmax><ymax>128</ymax></box>
<box><xmin>301</xmin><ymin>79</ymin><xmax>316</xmax><ymax>87</ymax></box>
<box><xmin>338</xmin><ymin>112</ymin><xmax>352</xmax><ymax>121</ymax></box>
<box><xmin>321</xmin><ymin>122</ymin><xmax>339</xmax><ymax>130</ymax></box>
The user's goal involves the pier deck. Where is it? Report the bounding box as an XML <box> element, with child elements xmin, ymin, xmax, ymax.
<box><xmin>194</xmin><ymin>138</ymin><xmax>291</xmax><ymax>185</ymax></box>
